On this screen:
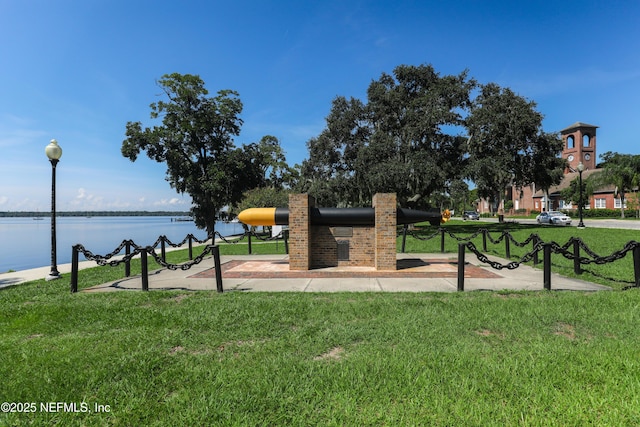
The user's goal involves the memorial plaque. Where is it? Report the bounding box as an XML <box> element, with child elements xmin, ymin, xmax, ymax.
<box><xmin>337</xmin><ymin>240</ymin><xmax>350</xmax><ymax>261</ymax></box>
<box><xmin>333</xmin><ymin>227</ymin><xmax>353</xmax><ymax>237</ymax></box>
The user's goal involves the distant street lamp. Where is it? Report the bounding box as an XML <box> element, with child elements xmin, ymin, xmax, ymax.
<box><xmin>45</xmin><ymin>139</ymin><xmax>62</xmax><ymax>280</ymax></box>
<box><xmin>577</xmin><ymin>162</ymin><xmax>585</xmax><ymax>229</ymax></box>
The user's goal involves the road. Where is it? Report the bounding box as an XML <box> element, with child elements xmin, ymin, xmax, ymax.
<box><xmin>461</xmin><ymin>217</ymin><xmax>640</xmax><ymax>230</ymax></box>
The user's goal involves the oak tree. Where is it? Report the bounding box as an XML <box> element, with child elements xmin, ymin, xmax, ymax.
<box><xmin>593</xmin><ymin>152</ymin><xmax>640</xmax><ymax>218</ymax></box>
<box><xmin>121</xmin><ymin>73</ymin><xmax>246</xmax><ymax>234</ymax></box>
<box><xmin>466</xmin><ymin>83</ymin><xmax>564</xmax><ymax>212</ymax></box>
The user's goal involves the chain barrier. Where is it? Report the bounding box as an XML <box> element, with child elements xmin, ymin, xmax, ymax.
<box><xmin>73</xmin><ymin>242</ymin><xmax>141</xmax><ymax>267</ymax></box>
<box><xmin>404</xmin><ymin>227</ymin><xmax>640</xmax><ymax>290</ymax></box>
<box><xmin>209</xmin><ymin>230</ymin><xmax>285</xmax><ymax>243</ymax></box>
<box><xmin>506</xmin><ymin>232</ymin><xmax>539</xmax><ymax>248</ymax></box>
<box><xmin>404</xmin><ymin>227</ymin><xmax>523</xmax><ymax>246</ymax></box>
<box><xmin>147</xmin><ymin>245</ymin><xmax>214</xmax><ymax>271</ymax></box>
<box><xmin>157</xmin><ymin>233</ymin><xmax>205</xmax><ymax>248</ymax></box>
<box><xmin>405</xmin><ymin>228</ymin><xmax>442</xmax><ymax>241</ymax></box>
<box><xmin>576</xmin><ymin>238</ymin><xmax>602</xmax><ymax>259</ymax></box>
<box><xmin>213</xmin><ymin>231</ymin><xmax>247</xmax><ymax>244</ymax></box>
<box><xmin>442</xmin><ymin>228</ymin><xmax>485</xmax><ymax>242</ymax></box>
<box><xmin>76</xmin><ymin>239</ymin><xmax>140</xmax><ymax>264</ymax></box>
<box><xmin>70</xmin><ymin>233</ymin><xmax>221</xmax><ymax>293</ymax></box>
<box><xmin>484</xmin><ymin>230</ymin><xmax>506</xmax><ymax>245</ymax></box>
<box><xmin>248</xmin><ymin>229</ymin><xmax>285</xmax><ymax>241</ymax></box>
<box><xmin>401</xmin><ymin>227</ymin><xmax>633</xmax><ymax>265</ymax></box>
<box><xmin>462</xmin><ymin>240</ymin><xmax>541</xmax><ymax>270</ymax></box>
<box><xmin>551</xmin><ymin>238</ymin><xmax>639</xmax><ymax>265</ymax></box>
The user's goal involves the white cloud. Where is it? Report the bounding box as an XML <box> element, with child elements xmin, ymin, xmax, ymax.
<box><xmin>67</xmin><ymin>188</ymin><xmax>105</xmax><ymax>209</ymax></box>
<box><xmin>76</xmin><ymin>188</ymin><xmax>87</xmax><ymax>199</ymax></box>
<box><xmin>153</xmin><ymin>197</ymin><xmax>189</xmax><ymax>207</ymax></box>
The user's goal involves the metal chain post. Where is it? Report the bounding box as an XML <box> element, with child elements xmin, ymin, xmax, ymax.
<box><xmin>634</xmin><ymin>244</ymin><xmax>640</xmax><ymax>288</ymax></box>
<box><xmin>70</xmin><ymin>245</ymin><xmax>79</xmax><ymax>293</ymax></box>
<box><xmin>573</xmin><ymin>239</ymin><xmax>582</xmax><ymax>274</ymax></box>
<box><xmin>457</xmin><ymin>243</ymin><xmax>465</xmax><ymax>292</ymax></box>
<box><xmin>543</xmin><ymin>243</ymin><xmax>551</xmax><ymax>291</ymax></box>
<box><xmin>141</xmin><ymin>248</ymin><xmax>149</xmax><ymax>291</ymax></box>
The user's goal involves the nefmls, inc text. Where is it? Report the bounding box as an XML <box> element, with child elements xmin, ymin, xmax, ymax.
<box><xmin>40</xmin><ymin>402</ymin><xmax>111</xmax><ymax>413</ymax></box>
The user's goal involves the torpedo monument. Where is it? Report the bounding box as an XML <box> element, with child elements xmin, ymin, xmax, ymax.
<box><xmin>237</xmin><ymin>206</ymin><xmax>444</xmax><ymax>227</ymax></box>
<box><xmin>238</xmin><ymin>193</ymin><xmax>448</xmax><ymax>271</ymax></box>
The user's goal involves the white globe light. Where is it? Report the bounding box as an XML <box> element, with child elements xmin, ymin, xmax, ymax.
<box><xmin>45</xmin><ymin>139</ymin><xmax>62</xmax><ymax>160</ymax></box>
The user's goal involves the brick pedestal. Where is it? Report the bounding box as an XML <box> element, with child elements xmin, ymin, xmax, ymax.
<box><xmin>373</xmin><ymin>193</ymin><xmax>397</xmax><ymax>270</ymax></box>
<box><xmin>311</xmin><ymin>225</ymin><xmax>375</xmax><ymax>268</ymax></box>
<box><xmin>288</xmin><ymin>194</ymin><xmax>312</xmax><ymax>270</ymax></box>
<box><xmin>288</xmin><ymin>193</ymin><xmax>397</xmax><ymax>271</ymax></box>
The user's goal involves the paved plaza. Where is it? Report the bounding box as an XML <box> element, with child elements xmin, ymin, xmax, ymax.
<box><xmin>77</xmin><ymin>252</ymin><xmax>609</xmax><ymax>293</ymax></box>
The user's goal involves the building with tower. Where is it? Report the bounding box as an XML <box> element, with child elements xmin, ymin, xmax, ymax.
<box><xmin>477</xmin><ymin>121</ymin><xmax>625</xmax><ymax>215</ymax></box>
<box><xmin>561</xmin><ymin>121</ymin><xmax>597</xmax><ymax>172</ymax></box>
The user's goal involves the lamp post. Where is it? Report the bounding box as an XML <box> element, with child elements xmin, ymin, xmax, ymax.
<box><xmin>577</xmin><ymin>161</ymin><xmax>585</xmax><ymax>229</ymax></box>
<box><xmin>45</xmin><ymin>139</ymin><xmax>62</xmax><ymax>280</ymax></box>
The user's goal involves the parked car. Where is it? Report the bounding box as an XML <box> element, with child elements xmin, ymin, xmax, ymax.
<box><xmin>536</xmin><ymin>211</ymin><xmax>572</xmax><ymax>226</ymax></box>
<box><xmin>462</xmin><ymin>211</ymin><xmax>480</xmax><ymax>220</ymax></box>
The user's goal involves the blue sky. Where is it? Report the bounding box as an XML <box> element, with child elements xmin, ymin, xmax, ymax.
<box><xmin>1</xmin><ymin>0</ymin><xmax>639</xmax><ymax>212</ymax></box>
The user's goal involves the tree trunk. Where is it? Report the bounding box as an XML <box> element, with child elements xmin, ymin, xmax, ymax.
<box><xmin>206</xmin><ymin>216</ymin><xmax>216</xmax><ymax>238</ymax></box>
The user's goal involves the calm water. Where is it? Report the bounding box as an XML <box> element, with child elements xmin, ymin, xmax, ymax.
<box><xmin>0</xmin><ymin>217</ymin><xmax>244</xmax><ymax>272</ymax></box>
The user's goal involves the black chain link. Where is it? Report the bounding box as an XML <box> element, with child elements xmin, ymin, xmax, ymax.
<box><xmin>405</xmin><ymin>228</ymin><xmax>441</xmax><ymax>241</ymax></box>
<box><xmin>213</xmin><ymin>231</ymin><xmax>247</xmax><ymax>244</ymax></box>
<box><xmin>463</xmin><ymin>241</ymin><xmax>529</xmax><ymax>270</ymax></box>
<box><xmin>147</xmin><ymin>245</ymin><xmax>214</xmax><ymax>271</ymax></box>
<box><xmin>552</xmin><ymin>238</ymin><xmax>639</xmax><ymax>265</ymax></box>
<box><xmin>249</xmin><ymin>229</ymin><xmax>286</xmax><ymax>241</ymax></box>
<box><xmin>443</xmin><ymin>228</ymin><xmax>485</xmax><ymax>242</ymax></box>
<box><xmin>73</xmin><ymin>243</ymin><xmax>142</xmax><ymax>267</ymax></box>
<box><xmin>74</xmin><ymin>233</ymin><xmax>209</xmax><ymax>265</ymax></box>
<box><xmin>484</xmin><ymin>230</ymin><xmax>506</xmax><ymax>245</ymax></box>
<box><xmin>507</xmin><ymin>232</ymin><xmax>539</xmax><ymax>248</ymax></box>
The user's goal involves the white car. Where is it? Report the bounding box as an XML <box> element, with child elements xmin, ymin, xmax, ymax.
<box><xmin>536</xmin><ymin>211</ymin><xmax>572</xmax><ymax>226</ymax></box>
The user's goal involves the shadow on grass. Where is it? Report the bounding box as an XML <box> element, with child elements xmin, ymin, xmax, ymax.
<box><xmin>412</xmin><ymin>221</ymin><xmax>541</xmax><ymax>235</ymax></box>
<box><xmin>580</xmin><ymin>267</ymin><xmax>638</xmax><ymax>290</ymax></box>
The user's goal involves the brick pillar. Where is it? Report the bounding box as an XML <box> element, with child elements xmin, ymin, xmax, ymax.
<box><xmin>373</xmin><ymin>193</ymin><xmax>397</xmax><ymax>270</ymax></box>
<box><xmin>289</xmin><ymin>194</ymin><xmax>313</xmax><ymax>270</ymax></box>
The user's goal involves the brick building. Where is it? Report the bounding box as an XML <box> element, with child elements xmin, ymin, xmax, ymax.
<box><xmin>477</xmin><ymin>122</ymin><xmax>628</xmax><ymax>214</ymax></box>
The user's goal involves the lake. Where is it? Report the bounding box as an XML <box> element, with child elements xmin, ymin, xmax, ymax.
<box><xmin>0</xmin><ymin>216</ymin><xmax>245</xmax><ymax>272</ymax></box>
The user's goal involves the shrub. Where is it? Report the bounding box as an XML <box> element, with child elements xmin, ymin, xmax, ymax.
<box><xmin>562</xmin><ymin>208</ymin><xmax>636</xmax><ymax>218</ymax></box>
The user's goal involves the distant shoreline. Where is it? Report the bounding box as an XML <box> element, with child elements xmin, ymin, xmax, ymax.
<box><xmin>0</xmin><ymin>211</ymin><xmax>191</xmax><ymax>218</ymax></box>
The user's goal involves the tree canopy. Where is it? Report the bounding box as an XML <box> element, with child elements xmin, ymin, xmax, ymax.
<box><xmin>122</xmin><ymin>73</ymin><xmax>285</xmax><ymax>234</ymax></box>
<box><xmin>301</xmin><ymin>65</ymin><xmax>565</xmax><ymax>211</ymax></box>
<box><xmin>121</xmin><ymin>67</ymin><xmax>574</xmax><ymax>224</ymax></box>
<box><xmin>560</xmin><ymin>173</ymin><xmax>594</xmax><ymax>210</ymax></box>
<box><xmin>466</xmin><ymin>83</ymin><xmax>565</xmax><ymax>212</ymax></box>
<box><xmin>301</xmin><ymin>64</ymin><xmax>475</xmax><ymax>208</ymax></box>
<box><xmin>592</xmin><ymin>152</ymin><xmax>640</xmax><ymax>218</ymax></box>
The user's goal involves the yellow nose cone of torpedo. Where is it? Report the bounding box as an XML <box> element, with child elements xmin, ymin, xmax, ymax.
<box><xmin>441</xmin><ymin>209</ymin><xmax>451</xmax><ymax>223</ymax></box>
<box><xmin>237</xmin><ymin>208</ymin><xmax>277</xmax><ymax>226</ymax></box>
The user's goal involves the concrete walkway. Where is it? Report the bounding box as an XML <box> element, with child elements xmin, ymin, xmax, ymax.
<box><xmin>0</xmin><ymin>259</ymin><xmax>98</xmax><ymax>289</ymax></box>
<box><xmin>77</xmin><ymin>252</ymin><xmax>609</xmax><ymax>293</ymax></box>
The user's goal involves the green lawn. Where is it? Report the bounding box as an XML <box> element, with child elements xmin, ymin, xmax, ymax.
<box><xmin>1</xmin><ymin>222</ymin><xmax>640</xmax><ymax>425</ymax></box>
<box><xmin>402</xmin><ymin>220</ymin><xmax>639</xmax><ymax>291</ymax></box>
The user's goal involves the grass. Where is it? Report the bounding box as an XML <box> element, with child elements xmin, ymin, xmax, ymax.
<box><xmin>2</xmin><ymin>284</ymin><xmax>640</xmax><ymax>425</ymax></box>
<box><xmin>1</xmin><ymin>222</ymin><xmax>640</xmax><ymax>425</ymax></box>
<box><xmin>402</xmin><ymin>220</ymin><xmax>639</xmax><ymax>290</ymax></box>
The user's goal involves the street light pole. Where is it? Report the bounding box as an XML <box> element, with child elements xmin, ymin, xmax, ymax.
<box><xmin>577</xmin><ymin>162</ymin><xmax>585</xmax><ymax>229</ymax></box>
<box><xmin>45</xmin><ymin>139</ymin><xmax>63</xmax><ymax>280</ymax></box>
